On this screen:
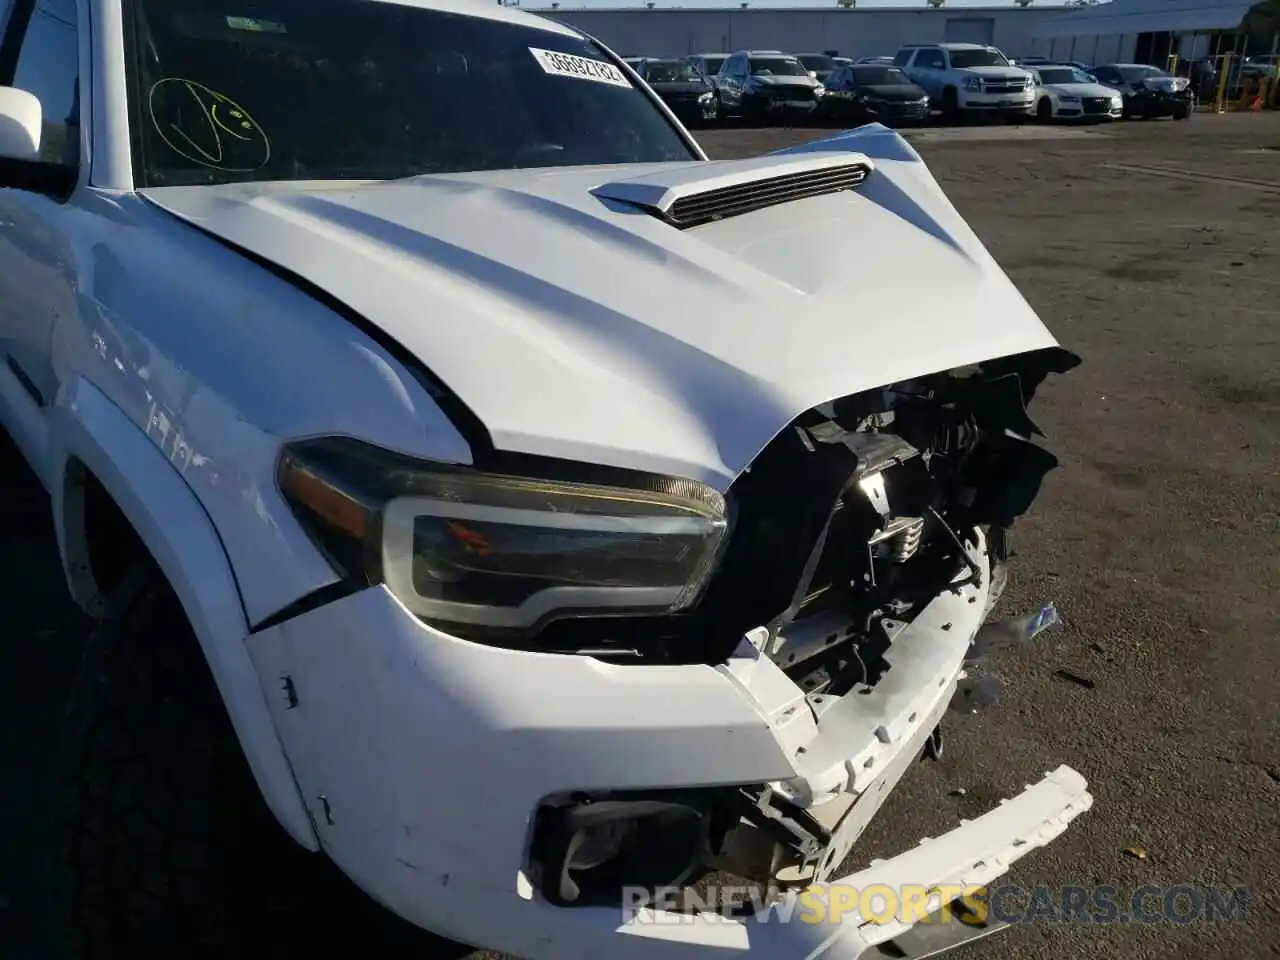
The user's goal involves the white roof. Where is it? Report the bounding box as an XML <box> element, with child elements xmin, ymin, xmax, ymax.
<box><xmin>1034</xmin><ymin>0</ymin><xmax>1257</xmax><ymax>38</ymax></box>
<box><xmin>372</xmin><ymin>0</ymin><xmax>580</xmax><ymax>36</ymax></box>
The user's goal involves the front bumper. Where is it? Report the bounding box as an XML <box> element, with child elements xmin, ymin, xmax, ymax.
<box><xmin>959</xmin><ymin>90</ymin><xmax>1034</xmax><ymax>112</ymax></box>
<box><xmin>663</xmin><ymin>96</ymin><xmax>719</xmax><ymax>122</ymax></box>
<box><xmin>1055</xmin><ymin>98</ymin><xmax>1124</xmax><ymax>119</ymax></box>
<box><xmin>1125</xmin><ymin>91</ymin><xmax>1193</xmax><ymax>116</ymax></box>
<box><xmin>248</xmin><ymin>530</ymin><xmax>1091</xmax><ymax>959</ymax></box>
<box><xmin>863</xmin><ymin>100</ymin><xmax>931</xmax><ymax>125</ymax></box>
<box><xmin>747</xmin><ymin>92</ymin><xmax>821</xmax><ymax>115</ymax></box>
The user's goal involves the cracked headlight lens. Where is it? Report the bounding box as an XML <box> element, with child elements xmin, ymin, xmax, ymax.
<box><xmin>278</xmin><ymin>437</ymin><xmax>729</xmax><ymax>640</ymax></box>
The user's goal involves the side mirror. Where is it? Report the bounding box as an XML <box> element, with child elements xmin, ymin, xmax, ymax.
<box><xmin>0</xmin><ymin>86</ymin><xmax>43</xmax><ymax>161</ymax></box>
<box><xmin>809</xmin><ymin>70</ymin><xmax>818</xmax><ymax>79</ymax></box>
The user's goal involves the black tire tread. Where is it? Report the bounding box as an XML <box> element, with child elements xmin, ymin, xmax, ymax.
<box><xmin>47</xmin><ymin>570</ymin><xmax>461</xmax><ymax>957</ymax></box>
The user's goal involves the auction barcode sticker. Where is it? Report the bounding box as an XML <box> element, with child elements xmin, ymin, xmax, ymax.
<box><xmin>529</xmin><ymin>48</ymin><xmax>631</xmax><ymax>88</ymax></box>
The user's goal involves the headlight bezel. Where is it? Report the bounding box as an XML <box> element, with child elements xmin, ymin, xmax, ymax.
<box><xmin>277</xmin><ymin>436</ymin><xmax>733</xmax><ymax>643</ymax></box>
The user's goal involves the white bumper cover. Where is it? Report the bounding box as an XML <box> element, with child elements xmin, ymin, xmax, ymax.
<box><xmin>959</xmin><ymin>90</ymin><xmax>1034</xmax><ymax>110</ymax></box>
<box><xmin>247</xmin><ymin>530</ymin><xmax>1091</xmax><ymax>959</ymax></box>
<box><xmin>617</xmin><ymin>765</ymin><xmax>1091</xmax><ymax>959</ymax></box>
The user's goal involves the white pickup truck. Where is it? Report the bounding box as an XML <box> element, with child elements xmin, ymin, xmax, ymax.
<box><xmin>0</xmin><ymin>0</ymin><xmax>1090</xmax><ymax>957</ymax></box>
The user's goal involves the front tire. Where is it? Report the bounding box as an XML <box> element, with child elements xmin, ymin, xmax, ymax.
<box><xmin>49</xmin><ymin>570</ymin><xmax>450</xmax><ymax>957</ymax></box>
<box><xmin>940</xmin><ymin>86</ymin><xmax>960</xmax><ymax>123</ymax></box>
<box><xmin>1036</xmin><ymin>96</ymin><xmax>1054</xmax><ymax>121</ymax></box>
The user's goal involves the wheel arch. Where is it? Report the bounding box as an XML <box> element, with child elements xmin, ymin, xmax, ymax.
<box><xmin>47</xmin><ymin>374</ymin><xmax>320</xmax><ymax>852</ymax></box>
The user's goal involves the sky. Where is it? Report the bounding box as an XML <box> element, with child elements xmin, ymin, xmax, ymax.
<box><xmin>519</xmin><ymin>0</ymin><xmax>1083</xmax><ymax>9</ymax></box>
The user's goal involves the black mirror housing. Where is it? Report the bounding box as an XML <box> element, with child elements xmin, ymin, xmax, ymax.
<box><xmin>0</xmin><ymin>156</ymin><xmax>76</xmax><ymax>200</ymax></box>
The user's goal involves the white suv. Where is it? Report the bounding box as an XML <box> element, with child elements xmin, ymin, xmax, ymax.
<box><xmin>895</xmin><ymin>42</ymin><xmax>1036</xmax><ymax>120</ymax></box>
<box><xmin>1</xmin><ymin>0</ymin><xmax>1090</xmax><ymax>957</ymax></box>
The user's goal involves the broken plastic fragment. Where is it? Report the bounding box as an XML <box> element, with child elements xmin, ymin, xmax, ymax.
<box><xmin>968</xmin><ymin>603</ymin><xmax>1060</xmax><ymax>661</ymax></box>
<box><xmin>1125</xmin><ymin>846</ymin><xmax>1148</xmax><ymax>860</ymax></box>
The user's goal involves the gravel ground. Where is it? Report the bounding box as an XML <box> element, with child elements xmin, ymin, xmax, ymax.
<box><xmin>2</xmin><ymin>112</ymin><xmax>1278</xmax><ymax>959</ymax></box>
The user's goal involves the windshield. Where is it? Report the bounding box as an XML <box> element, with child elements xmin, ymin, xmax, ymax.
<box><xmin>798</xmin><ymin>55</ymin><xmax>835</xmax><ymax>72</ymax></box>
<box><xmin>1037</xmin><ymin>67</ymin><xmax>1091</xmax><ymax>84</ymax></box>
<box><xmin>700</xmin><ymin>55</ymin><xmax>725</xmax><ymax>75</ymax></box>
<box><xmin>1118</xmin><ymin>65</ymin><xmax>1168</xmax><ymax>80</ymax></box>
<box><xmin>644</xmin><ymin>59</ymin><xmax>699</xmax><ymax>83</ymax></box>
<box><xmin>123</xmin><ymin>0</ymin><xmax>697</xmax><ymax>187</ymax></box>
<box><xmin>851</xmin><ymin>66</ymin><xmax>911</xmax><ymax>85</ymax></box>
<box><xmin>949</xmin><ymin>49</ymin><xmax>1010</xmax><ymax>69</ymax></box>
<box><xmin>749</xmin><ymin>57</ymin><xmax>807</xmax><ymax>77</ymax></box>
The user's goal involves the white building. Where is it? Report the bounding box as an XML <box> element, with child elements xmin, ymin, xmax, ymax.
<box><xmin>534</xmin><ymin>6</ymin><xmax>1069</xmax><ymax>61</ymax></box>
<box><xmin>1027</xmin><ymin>0</ymin><xmax>1264</xmax><ymax>65</ymax></box>
<box><xmin>531</xmin><ymin>0</ymin><xmax>1265</xmax><ymax>65</ymax></box>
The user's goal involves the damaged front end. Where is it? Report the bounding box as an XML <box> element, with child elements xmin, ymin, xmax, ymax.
<box><xmin>528</xmin><ymin>345</ymin><xmax>1084</xmax><ymax>932</ymax></box>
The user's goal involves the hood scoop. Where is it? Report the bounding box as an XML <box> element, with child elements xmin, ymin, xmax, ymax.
<box><xmin>593</xmin><ymin>152</ymin><xmax>873</xmax><ymax>229</ymax></box>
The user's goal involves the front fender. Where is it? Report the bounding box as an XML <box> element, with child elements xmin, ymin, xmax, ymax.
<box><xmin>46</xmin><ymin>374</ymin><xmax>319</xmax><ymax>851</ymax></box>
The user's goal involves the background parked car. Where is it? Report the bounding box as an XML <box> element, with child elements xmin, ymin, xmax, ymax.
<box><xmin>857</xmin><ymin>55</ymin><xmax>896</xmax><ymax>65</ymax></box>
<box><xmin>1177</xmin><ymin>57</ymin><xmax>1221</xmax><ymax>101</ymax></box>
<box><xmin>1241</xmin><ymin>53</ymin><xmax>1279</xmax><ymax>78</ymax></box>
<box><xmin>821</xmin><ymin>63</ymin><xmax>930</xmax><ymax>127</ymax></box>
<box><xmin>797</xmin><ymin>52</ymin><xmax>841</xmax><ymax>83</ymax></box>
<box><xmin>686</xmin><ymin>52</ymin><xmax>729</xmax><ymax>111</ymax></box>
<box><xmin>716</xmin><ymin>50</ymin><xmax>825</xmax><ymax>125</ymax></box>
<box><xmin>686</xmin><ymin>52</ymin><xmax>727</xmax><ymax>84</ymax></box>
<box><xmin>1029</xmin><ymin>64</ymin><xmax>1124</xmax><ymax>121</ymax></box>
<box><xmin>630</xmin><ymin>57</ymin><xmax>719</xmax><ymax>126</ymax></box>
<box><xmin>1092</xmin><ymin>63</ymin><xmax>1195</xmax><ymax>120</ymax></box>
<box><xmin>895</xmin><ymin>42</ymin><xmax>1035</xmax><ymax>122</ymax></box>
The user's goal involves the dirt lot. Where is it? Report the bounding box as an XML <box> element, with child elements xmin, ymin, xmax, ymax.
<box><xmin>3</xmin><ymin>113</ymin><xmax>1279</xmax><ymax>959</ymax></box>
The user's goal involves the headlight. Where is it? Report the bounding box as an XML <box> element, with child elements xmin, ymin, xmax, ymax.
<box><xmin>278</xmin><ymin>437</ymin><xmax>730</xmax><ymax>640</ymax></box>
<box><xmin>1024</xmin><ymin>76</ymin><xmax>1035</xmax><ymax>88</ymax></box>
<box><xmin>698</xmin><ymin>90</ymin><xmax>714</xmax><ymax>104</ymax></box>
<box><xmin>814</xmin><ymin>84</ymin><xmax>825</xmax><ymax>97</ymax></box>
<box><xmin>964</xmin><ymin>75</ymin><xmax>983</xmax><ymax>91</ymax></box>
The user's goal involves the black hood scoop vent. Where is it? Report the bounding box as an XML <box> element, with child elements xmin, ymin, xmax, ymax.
<box><xmin>593</xmin><ymin>154</ymin><xmax>873</xmax><ymax>230</ymax></box>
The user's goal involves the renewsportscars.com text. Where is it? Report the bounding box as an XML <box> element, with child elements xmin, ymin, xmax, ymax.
<box><xmin>621</xmin><ymin>883</ymin><xmax>1249</xmax><ymax>927</ymax></box>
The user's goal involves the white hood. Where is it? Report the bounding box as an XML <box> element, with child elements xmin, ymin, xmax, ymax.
<box><xmin>140</xmin><ymin>126</ymin><xmax>1056</xmax><ymax>490</ymax></box>
<box><xmin>962</xmin><ymin>65</ymin><xmax>1032</xmax><ymax>81</ymax></box>
<box><xmin>752</xmin><ymin>74</ymin><xmax>817</xmax><ymax>87</ymax></box>
<box><xmin>1045</xmin><ymin>81</ymin><xmax>1120</xmax><ymax>98</ymax></box>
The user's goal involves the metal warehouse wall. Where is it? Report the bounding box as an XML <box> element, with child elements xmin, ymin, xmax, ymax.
<box><xmin>536</xmin><ymin>7</ymin><xmax>1067</xmax><ymax>60</ymax></box>
<box><xmin>1026</xmin><ymin>32</ymin><xmax>1137</xmax><ymax>64</ymax></box>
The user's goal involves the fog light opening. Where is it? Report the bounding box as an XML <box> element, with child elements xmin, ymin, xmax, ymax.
<box><xmin>531</xmin><ymin>795</ymin><xmax>712</xmax><ymax>908</ymax></box>
<box><xmin>566</xmin><ymin>820</ymin><xmax>634</xmax><ymax>871</ymax></box>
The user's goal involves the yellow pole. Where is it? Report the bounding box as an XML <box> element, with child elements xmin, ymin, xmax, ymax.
<box><xmin>1214</xmin><ymin>51</ymin><xmax>1231</xmax><ymax>113</ymax></box>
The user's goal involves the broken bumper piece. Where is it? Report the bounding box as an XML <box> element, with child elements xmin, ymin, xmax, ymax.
<box><xmin>548</xmin><ymin>766</ymin><xmax>1092</xmax><ymax>960</ymax></box>
<box><xmin>245</xmin><ymin>526</ymin><xmax>1090</xmax><ymax>960</ymax></box>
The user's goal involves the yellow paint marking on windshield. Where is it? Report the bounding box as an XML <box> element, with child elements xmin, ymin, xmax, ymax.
<box><xmin>147</xmin><ymin>78</ymin><xmax>271</xmax><ymax>172</ymax></box>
